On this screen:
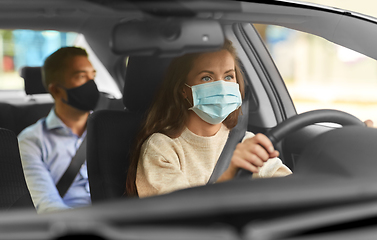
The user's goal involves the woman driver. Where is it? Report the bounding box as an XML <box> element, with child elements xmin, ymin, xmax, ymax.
<box><xmin>126</xmin><ymin>39</ymin><xmax>292</xmax><ymax>198</ymax></box>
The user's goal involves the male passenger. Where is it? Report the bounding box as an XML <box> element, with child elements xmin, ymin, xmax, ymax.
<box><xmin>18</xmin><ymin>47</ymin><xmax>98</xmax><ymax>213</ymax></box>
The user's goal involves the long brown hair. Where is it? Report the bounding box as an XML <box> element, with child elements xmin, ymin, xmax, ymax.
<box><xmin>125</xmin><ymin>39</ymin><xmax>245</xmax><ymax>196</ymax></box>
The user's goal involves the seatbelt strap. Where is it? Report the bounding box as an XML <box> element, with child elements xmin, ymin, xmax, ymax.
<box><xmin>207</xmin><ymin>93</ymin><xmax>249</xmax><ymax>184</ymax></box>
<box><xmin>56</xmin><ymin>136</ymin><xmax>87</xmax><ymax>198</ymax></box>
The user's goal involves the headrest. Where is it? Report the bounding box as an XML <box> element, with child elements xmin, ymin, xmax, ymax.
<box><xmin>20</xmin><ymin>67</ymin><xmax>48</xmax><ymax>95</ymax></box>
<box><xmin>123</xmin><ymin>56</ymin><xmax>172</xmax><ymax>112</ymax></box>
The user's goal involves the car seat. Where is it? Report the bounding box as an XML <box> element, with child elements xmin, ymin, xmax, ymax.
<box><xmin>87</xmin><ymin>56</ymin><xmax>172</xmax><ymax>203</ymax></box>
<box><xmin>0</xmin><ymin>128</ymin><xmax>35</xmax><ymax>211</ymax></box>
<box><xmin>0</xmin><ymin>67</ymin><xmax>53</xmax><ymax>136</ymax></box>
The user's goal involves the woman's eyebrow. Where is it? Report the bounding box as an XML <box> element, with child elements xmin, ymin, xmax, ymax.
<box><xmin>197</xmin><ymin>70</ymin><xmax>214</xmax><ymax>76</ymax></box>
<box><xmin>196</xmin><ymin>69</ymin><xmax>235</xmax><ymax>76</ymax></box>
<box><xmin>224</xmin><ymin>69</ymin><xmax>235</xmax><ymax>74</ymax></box>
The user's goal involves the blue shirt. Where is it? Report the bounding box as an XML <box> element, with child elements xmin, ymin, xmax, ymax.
<box><xmin>18</xmin><ymin>108</ymin><xmax>91</xmax><ymax>213</ymax></box>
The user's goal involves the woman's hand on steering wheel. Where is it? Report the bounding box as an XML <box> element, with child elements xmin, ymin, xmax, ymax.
<box><xmin>364</xmin><ymin>119</ymin><xmax>374</xmax><ymax>128</ymax></box>
<box><xmin>217</xmin><ymin>133</ymin><xmax>279</xmax><ymax>182</ymax></box>
<box><xmin>217</xmin><ymin>110</ymin><xmax>365</xmax><ymax>182</ymax></box>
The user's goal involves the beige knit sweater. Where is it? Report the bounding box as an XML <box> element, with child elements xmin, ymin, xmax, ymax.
<box><xmin>136</xmin><ymin>124</ymin><xmax>292</xmax><ymax>198</ymax></box>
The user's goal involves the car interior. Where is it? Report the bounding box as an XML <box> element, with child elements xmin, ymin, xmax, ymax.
<box><xmin>0</xmin><ymin>0</ymin><xmax>373</xmax><ymax>201</ymax></box>
<box><xmin>2</xmin><ymin>0</ymin><xmax>377</xmax><ymax>238</ymax></box>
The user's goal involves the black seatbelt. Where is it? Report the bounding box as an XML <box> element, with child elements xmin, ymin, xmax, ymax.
<box><xmin>56</xmin><ymin>137</ymin><xmax>87</xmax><ymax>198</ymax></box>
<box><xmin>207</xmin><ymin>93</ymin><xmax>249</xmax><ymax>184</ymax></box>
<box><xmin>55</xmin><ymin>92</ymin><xmax>110</xmax><ymax>198</ymax></box>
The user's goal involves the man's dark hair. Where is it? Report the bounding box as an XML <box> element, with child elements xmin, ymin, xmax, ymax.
<box><xmin>42</xmin><ymin>47</ymin><xmax>88</xmax><ymax>90</ymax></box>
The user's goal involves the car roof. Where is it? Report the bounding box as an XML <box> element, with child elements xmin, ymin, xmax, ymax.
<box><xmin>1</xmin><ymin>0</ymin><xmax>376</xmax><ymax>60</ymax></box>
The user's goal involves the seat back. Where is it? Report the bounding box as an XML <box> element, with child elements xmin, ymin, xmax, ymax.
<box><xmin>87</xmin><ymin>111</ymin><xmax>142</xmax><ymax>201</ymax></box>
<box><xmin>0</xmin><ymin>67</ymin><xmax>52</xmax><ymax>135</ymax></box>
<box><xmin>0</xmin><ymin>128</ymin><xmax>35</xmax><ymax>211</ymax></box>
<box><xmin>87</xmin><ymin>56</ymin><xmax>171</xmax><ymax>202</ymax></box>
<box><xmin>0</xmin><ymin>102</ymin><xmax>53</xmax><ymax>136</ymax></box>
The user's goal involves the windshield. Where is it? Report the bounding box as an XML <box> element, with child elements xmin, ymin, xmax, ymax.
<box><xmin>252</xmin><ymin>1</ymin><xmax>377</xmax><ymax>124</ymax></box>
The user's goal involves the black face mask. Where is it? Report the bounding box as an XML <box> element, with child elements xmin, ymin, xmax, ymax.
<box><xmin>61</xmin><ymin>80</ymin><xmax>100</xmax><ymax>111</ymax></box>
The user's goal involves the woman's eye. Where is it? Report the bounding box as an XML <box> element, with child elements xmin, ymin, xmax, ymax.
<box><xmin>201</xmin><ymin>76</ymin><xmax>211</xmax><ymax>82</ymax></box>
<box><xmin>224</xmin><ymin>75</ymin><xmax>234</xmax><ymax>81</ymax></box>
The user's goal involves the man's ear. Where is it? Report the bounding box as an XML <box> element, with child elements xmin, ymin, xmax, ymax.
<box><xmin>48</xmin><ymin>83</ymin><xmax>62</xmax><ymax>99</ymax></box>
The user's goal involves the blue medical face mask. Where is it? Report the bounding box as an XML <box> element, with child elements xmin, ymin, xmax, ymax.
<box><xmin>185</xmin><ymin>80</ymin><xmax>242</xmax><ymax>125</ymax></box>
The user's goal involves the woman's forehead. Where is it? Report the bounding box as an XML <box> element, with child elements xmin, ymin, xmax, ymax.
<box><xmin>191</xmin><ymin>50</ymin><xmax>235</xmax><ymax>73</ymax></box>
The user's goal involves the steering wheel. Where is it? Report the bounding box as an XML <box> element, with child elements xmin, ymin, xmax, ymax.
<box><xmin>237</xmin><ymin>109</ymin><xmax>365</xmax><ymax>177</ymax></box>
<box><xmin>266</xmin><ymin>109</ymin><xmax>364</xmax><ymax>146</ymax></box>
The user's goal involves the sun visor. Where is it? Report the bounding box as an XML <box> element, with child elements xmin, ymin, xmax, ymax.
<box><xmin>110</xmin><ymin>19</ymin><xmax>224</xmax><ymax>57</ymax></box>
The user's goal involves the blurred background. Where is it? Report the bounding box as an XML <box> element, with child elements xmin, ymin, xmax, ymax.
<box><xmin>254</xmin><ymin>0</ymin><xmax>377</xmax><ymax>124</ymax></box>
<box><xmin>0</xmin><ymin>30</ymin><xmax>121</xmax><ymax>98</ymax></box>
<box><xmin>0</xmin><ymin>30</ymin><xmax>77</xmax><ymax>89</ymax></box>
<box><xmin>0</xmin><ymin>0</ymin><xmax>377</xmax><ymax>123</ymax></box>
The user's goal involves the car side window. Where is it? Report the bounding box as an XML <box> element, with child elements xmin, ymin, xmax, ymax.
<box><xmin>0</xmin><ymin>30</ymin><xmax>122</xmax><ymax>99</ymax></box>
<box><xmin>0</xmin><ymin>30</ymin><xmax>78</xmax><ymax>90</ymax></box>
<box><xmin>254</xmin><ymin>24</ymin><xmax>377</xmax><ymax>124</ymax></box>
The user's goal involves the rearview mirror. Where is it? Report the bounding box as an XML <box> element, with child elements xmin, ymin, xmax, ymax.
<box><xmin>110</xmin><ymin>19</ymin><xmax>224</xmax><ymax>56</ymax></box>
